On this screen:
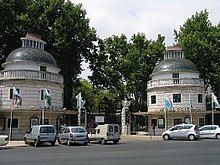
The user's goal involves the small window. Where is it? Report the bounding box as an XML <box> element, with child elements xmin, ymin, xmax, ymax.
<box><xmin>64</xmin><ymin>128</ymin><xmax>70</xmax><ymax>133</ymax></box>
<box><xmin>210</xmin><ymin>126</ymin><xmax>217</xmax><ymax>130</ymax></box>
<box><xmin>10</xmin><ymin>88</ymin><xmax>20</xmax><ymax>99</ymax></box>
<box><xmin>198</xmin><ymin>94</ymin><xmax>203</xmax><ymax>103</ymax></box>
<box><xmin>71</xmin><ymin>128</ymin><xmax>86</xmax><ymax>133</ymax></box>
<box><xmin>200</xmin><ymin>126</ymin><xmax>209</xmax><ymax>131</ymax></box>
<box><xmin>40</xmin><ymin>66</ymin><xmax>47</xmax><ymax>72</ymax></box>
<box><xmin>7</xmin><ymin>118</ymin><xmax>18</xmax><ymax>128</ymax></box>
<box><xmin>151</xmin><ymin>119</ymin><xmax>157</xmax><ymax>127</ymax></box>
<box><xmin>114</xmin><ymin>126</ymin><xmax>119</xmax><ymax>133</ymax></box>
<box><xmin>41</xmin><ymin>90</ymin><xmax>44</xmax><ymax>100</ymax></box>
<box><xmin>172</xmin><ymin>73</ymin><xmax>179</xmax><ymax>78</ymax></box>
<box><xmin>33</xmin><ymin>41</ymin><xmax>36</xmax><ymax>48</ymax></box>
<box><xmin>173</xmin><ymin>118</ymin><xmax>182</xmax><ymax>125</ymax></box>
<box><xmin>198</xmin><ymin>118</ymin><xmax>205</xmax><ymax>126</ymax></box>
<box><xmin>158</xmin><ymin>118</ymin><xmax>165</xmax><ymax>129</ymax></box>
<box><xmin>30</xmin><ymin>117</ymin><xmax>39</xmax><ymax>128</ymax></box>
<box><xmin>151</xmin><ymin>95</ymin><xmax>156</xmax><ymax>104</ymax></box>
<box><xmin>40</xmin><ymin>126</ymin><xmax>55</xmax><ymax>133</ymax></box>
<box><xmin>97</xmin><ymin>129</ymin><xmax>100</xmax><ymax>134</ymax></box>
<box><xmin>41</xmin><ymin>89</ymin><xmax>50</xmax><ymax>100</ymax></box>
<box><xmin>109</xmin><ymin>126</ymin><xmax>113</xmax><ymax>132</ymax></box>
<box><xmin>173</xmin><ymin>94</ymin><xmax>181</xmax><ymax>103</ymax></box>
<box><xmin>44</xmin><ymin>119</ymin><xmax>49</xmax><ymax>125</ymax></box>
<box><xmin>182</xmin><ymin>125</ymin><xmax>193</xmax><ymax>129</ymax></box>
<box><xmin>170</xmin><ymin>126</ymin><xmax>178</xmax><ymax>131</ymax></box>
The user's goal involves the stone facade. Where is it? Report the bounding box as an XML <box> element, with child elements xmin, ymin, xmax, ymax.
<box><xmin>147</xmin><ymin>45</ymin><xmax>207</xmax><ymax>135</ymax></box>
<box><xmin>0</xmin><ymin>34</ymin><xmax>68</xmax><ymax>139</ymax></box>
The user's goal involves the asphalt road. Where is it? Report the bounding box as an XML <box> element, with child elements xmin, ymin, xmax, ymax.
<box><xmin>0</xmin><ymin>139</ymin><xmax>220</xmax><ymax>165</ymax></box>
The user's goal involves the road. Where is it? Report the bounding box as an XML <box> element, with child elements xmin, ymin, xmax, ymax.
<box><xmin>0</xmin><ymin>139</ymin><xmax>220</xmax><ymax>165</ymax></box>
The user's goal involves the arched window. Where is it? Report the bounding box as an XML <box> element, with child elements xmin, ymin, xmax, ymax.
<box><xmin>30</xmin><ymin>115</ymin><xmax>39</xmax><ymax>128</ymax></box>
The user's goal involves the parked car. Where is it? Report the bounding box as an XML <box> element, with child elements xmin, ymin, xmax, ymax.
<box><xmin>162</xmin><ymin>123</ymin><xmax>200</xmax><ymax>141</ymax></box>
<box><xmin>88</xmin><ymin>124</ymin><xmax>121</xmax><ymax>144</ymax></box>
<box><xmin>199</xmin><ymin>125</ymin><xmax>220</xmax><ymax>139</ymax></box>
<box><xmin>57</xmin><ymin>126</ymin><xmax>88</xmax><ymax>146</ymax></box>
<box><xmin>24</xmin><ymin>125</ymin><xmax>56</xmax><ymax>147</ymax></box>
<box><xmin>0</xmin><ymin>135</ymin><xmax>9</xmax><ymax>146</ymax></box>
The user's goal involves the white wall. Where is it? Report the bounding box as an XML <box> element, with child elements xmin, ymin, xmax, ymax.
<box><xmin>0</xmin><ymin>80</ymin><xmax>63</xmax><ymax>110</ymax></box>
<box><xmin>152</xmin><ymin>72</ymin><xmax>200</xmax><ymax>80</ymax></box>
<box><xmin>147</xmin><ymin>86</ymin><xmax>206</xmax><ymax>112</ymax></box>
<box><xmin>4</xmin><ymin>62</ymin><xmax>60</xmax><ymax>74</ymax></box>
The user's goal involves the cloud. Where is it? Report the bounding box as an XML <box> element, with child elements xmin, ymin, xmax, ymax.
<box><xmin>73</xmin><ymin>0</ymin><xmax>219</xmax><ymax>45</ymax></box>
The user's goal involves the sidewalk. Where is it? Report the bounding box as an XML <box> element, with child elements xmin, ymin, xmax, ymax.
<box><xmin>2</xmin><ymin>141</ymin><xmax>27</xmax><ymax>148</ymax></box>
<box><xmin>121</xmin><ymin>134</ymin><xmax>162</xmax><ymax>141</ymax></box>
<box><xmin>2</xmin><ymin>135</ymin><xmax>162</xmax><ymax>148</ymax></box>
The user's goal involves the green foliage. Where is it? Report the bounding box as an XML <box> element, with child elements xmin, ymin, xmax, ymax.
<box><xmin>175</xmin><ymin>10</ymin><xmax>220</xmax><ymax>92</ymax></box>
<box><xmin>0</xmin><ymin>0</ymin><xmax>97</xmax><ymax>109</ymax></box>
<box><xmin>73</xmin><ymin>79</ymin><xmax>118</xmax><ymax>112</ymax></box>
<box><xmin>88</xmin><ymin>33</ymin><xmax>165</xmax><ymax>111</ymax></box>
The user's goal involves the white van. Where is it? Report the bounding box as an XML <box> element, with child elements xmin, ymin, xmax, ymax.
<box><xmin>88</xmin><ymin>124</ymin><xmax>121</xmax><ymax>144</ymax></box>
<box><xmin>24</xmin><ymin>125</ymin><xmax>56</xmax><ymax>147</ymax></box>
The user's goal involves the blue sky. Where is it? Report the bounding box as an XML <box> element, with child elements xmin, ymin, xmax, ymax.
<box><xmin>72</xmin><ymin>0</ymin><xmax>220</xmax><ymax>79</ymax></box>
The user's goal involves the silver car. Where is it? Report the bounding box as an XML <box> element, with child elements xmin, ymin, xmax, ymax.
<box><xmin>24</xmin><ymin>125</ymin><xmax>56</xmax><ymax>147</ymax></box>
<box><xmin>199</xmin><ymin>125</ymin><xmax>220</xmax><ymax>139</ymax></box>
<box><xmin>58</xmin><ymin>126</ymin><xmax>88</xmax><ymax>146</ymax></box>
<box><xmin>0</xmin><ymin>135</ymin><xmax>9</xmax><ymax>146</ymax></box>
<box><xmin>162</xmin><ymin>124</ymin><xmax>200</xmax><ymax>141</ymax></box>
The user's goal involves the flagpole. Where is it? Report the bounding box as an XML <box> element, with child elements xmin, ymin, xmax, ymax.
<box><xmin>42</xmin><ymin>88</ymin><xmax>46</xmax><ymax>125</ymax></box>
<box><xmin>211</xmin><ymin>93</ymin><xmax>214</xmax><ymax>125</ymax></box>
<box><xmin>212</xmin><ymin>108</ymin><xmax>214</xmax><ymax>125</ymax></box>
<box><xmin>9</xmin><ymin>106</ymin><xmax>13</xmax><ymax>141</ymax></box>
<box><xmin>42</xmin><ymin>105</ymin><xmax>45</xmax><ymax>125</ymax></box>
<box><xmin>164</xmin><ymin>92</ymin><xmax>167</xmax><ymax>130</ymax></box>
<box><xmin>189</xmin><ymin>91</ymin><xmax>192</xmax><ymax>124</ymax></box>
<box><xmin>9</xmin><ymin>86</ymin><xmax>16</xmax><ymax>141</ymax></box>
<box><xmin>164</xmin><ymin>108</ymin><xmax>167</xmax><ymax>130</ymax></box>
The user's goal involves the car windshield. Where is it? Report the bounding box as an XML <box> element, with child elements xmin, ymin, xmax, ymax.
<box><xmin>40</xmin><ymin>126</ymin><xmax>55</xmax><ymax>133</ymax></box>
<box><xmin>71</xmin><ymin>127</ymin><xmax>86</xmax><ymax>133</ymax></box>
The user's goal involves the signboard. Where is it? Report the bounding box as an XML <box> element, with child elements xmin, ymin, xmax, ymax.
<box><xmin>95</xmin><ymin>116</ymin><xmax>104</xmax><ymax>123</ymax></box>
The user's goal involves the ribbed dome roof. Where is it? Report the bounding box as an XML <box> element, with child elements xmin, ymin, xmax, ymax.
<box><xmin>5</xmin><ymin>47</ymin><xmax>57</xmax><ymax>66</ymax></box>
<box><xmin>151</xmin><ymin>58</ymin><xmax>198</xmax><ymax>76</ymax></box>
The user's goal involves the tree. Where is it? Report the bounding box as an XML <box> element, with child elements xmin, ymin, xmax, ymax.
<box><xmin>73</xmin><ymin>79</ymin><xmax>118</xmax><ymax>113</ymax></box>
<box><xmin>88</xmin><ymin>33</ymin><xmax>165</xmax><ymax>111</ymax></box>
<box><xmin>174</xmin><ymin>10</ymin><xmax>220</xmax><ymax>93</ymax></box>
<box><xmin>0</xmin><ymin>0</ymin><xmax>97</xmax><ymax>109</ymax></box>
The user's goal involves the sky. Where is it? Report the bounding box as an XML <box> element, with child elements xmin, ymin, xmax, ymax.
<box><xmin>72</xmin><ymin>0</ymin><xmax>220</xmax><ymax>79</ymax></box>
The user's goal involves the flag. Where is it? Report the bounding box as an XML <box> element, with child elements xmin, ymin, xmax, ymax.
<box><xmin>164</xmin><ymin>95</ymin><xmax>173</xmax><ymax>110</ymax></box>
<box><xmin>44</xmin><ymin>88</ymin><xmax>51</xmax><ymax>107</ymax></box>
<box><xmin>12</xmin><ymin>86</ymin><xmax>22</xmax><ymax>106</ymax></box>
<box><xmin>212</xmin><ymin>93</ymin><xmax>220</xmax><ymax>109</ymax></box>
<box><xmin>75</xmin><ymin>93</ymin><xmax>82</xmax><ymax>109</ymax></box>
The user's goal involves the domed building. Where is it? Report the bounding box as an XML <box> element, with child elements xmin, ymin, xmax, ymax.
<box><xmin>147</xmin><ymin>45</ymin><xmax>207</xmax><ymax>135</ymax></box>
<box><xmin>0</xmin><ymin>34</ymin><xmax>69</xmax><ymax>139</ymax></box>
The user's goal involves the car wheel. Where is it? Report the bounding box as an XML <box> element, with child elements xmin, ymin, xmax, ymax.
<box><xmin>163</xmin><ymin>134</ymin><xmax>170</xmax><ymax>140</ymax></box>
<box><xmin>188</xmin><ymin>134</ymin><xmax>195</xmax><ymax>141</ymax></box>
<box><xmin>24</xmin><ymin>138</ymin><xmax>28</xmax><ymax>144</ymax></box>
<box><xmin>67</xmin><ymin>139</ymin><xmax>71</xmax><ymax>146</ymax></box>
<box><xmin>58</xmin><ymin>138</ymin><xmax>61</xmax><ymax>144</ymax></box>
<box><xmin>113</xmin><ymin>140</ymin><xmax>118</xmax><ymax>144</ymax></box>
<box><xmin>101</xmin><ymin>139</ymin><xmax>106</xmax><ymax>145</ymax></box>
<box><xmin>34</xmin><ymin>139</ymin><xmax>39</xmax><ymax>147</ymax></box>
<box><xmin>51</xmin><ymin>141</ymin><xmax>55</xmax><ymax>146</ymax></box>
<box><xmin>216</xmin><ymin>134</ymin><xmax>220</xmax><ymax>139</ymax></box>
